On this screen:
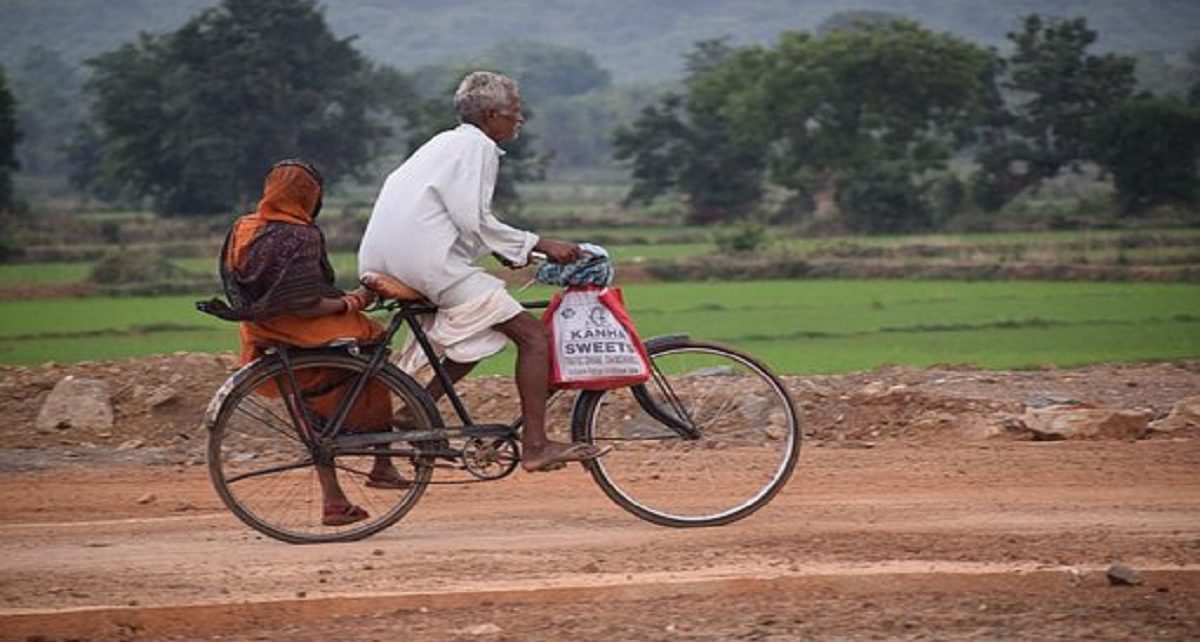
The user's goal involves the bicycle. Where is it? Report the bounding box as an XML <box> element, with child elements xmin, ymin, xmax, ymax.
<box><xmin>203</xmin><ymin>271</ymin><xmax>802</xmax><ymax>543</ymax></box>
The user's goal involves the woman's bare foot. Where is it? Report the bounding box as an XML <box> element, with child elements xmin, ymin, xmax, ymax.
<box><xmin>322</xmin><ymin>503</ymin><xmax>369</xmax><ymax>526</ymax></box>
<box><xmin>365</xmin><ymin>458</ymin><xmax>410</xmax><ymax>489</ymax></box>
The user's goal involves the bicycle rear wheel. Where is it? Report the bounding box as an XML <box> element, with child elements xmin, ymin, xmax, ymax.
<box><xmin>206</xmin><ymin>350</ymin><xmax>439</xmax><ymax>543</ymax></box>
<box><xmin>572</xmin><ymin>338</ymin><xmax>800</xmax><ymax>527</ymax></box>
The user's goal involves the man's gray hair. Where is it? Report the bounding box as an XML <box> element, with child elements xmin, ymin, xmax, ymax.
<box><xmin>454</xmin><ymin>71</ymin><xmax>519</xmax><ymax>123</ymax></box>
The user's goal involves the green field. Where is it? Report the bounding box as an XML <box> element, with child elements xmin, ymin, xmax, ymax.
<box><xmin>2</xmin><ymin>280</ymin><xmax>1197</xmax><ymax>374</ymax></box>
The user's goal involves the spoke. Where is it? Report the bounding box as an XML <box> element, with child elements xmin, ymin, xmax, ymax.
<box><xmin>225</xmin><ymin>458</ymin><xmax>314</xmax><ymax>484</ymax></box>
<box><xmin>689</xmin><ymin>389</ymin><xmax>738</xmax><ymax>434</ymax></box>
<box><xmin>649</xmin><ymin>368</ymin><xmax>697</xmax><ymax>436</ymax></box>
<box><xmin>232</xmin><ymin>396</ymin><xmax>305</xmax><ymax>444</ymax></box>
<box><xmin>654</xmin><ymin>379</ymin><xmax>732</xmax><ymax>486</ymax></box>
<box><xmin>333</xmin><ymin>461</ymin><xmax>373</xmax><ymax>481</ymax></box>
<box><xmin>593</xmin><ymin>434</ymin><xmax>685</xmax><ymax>442</ymax></box>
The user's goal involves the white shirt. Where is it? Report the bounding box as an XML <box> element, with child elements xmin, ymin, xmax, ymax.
<box><xmin>358</xmin><ymin>123</ymin><xmax>538</xmax><ymax>307</ymax></box>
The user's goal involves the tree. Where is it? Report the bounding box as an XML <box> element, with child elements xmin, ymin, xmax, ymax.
<box><xmin>972</xmin><ymin>15</ymin><xmax>1136</xmax><ymax>210</ymax></box>
<box><xmin>476</xmin><ymin>39</ymin><xmax>610</xmax><ymax>103</ymax></box>
<box><xmin>0</xmin><ymin>66</ymin><xmax>19</xmax><ymax>216</ymax></box>
<box><xmin>82</xmin><ymin>0</ymin><xmax>396</xmax><ymax>215</ymax></box>
<box><xmin>1091</xmin><ymin>97</ymin><xmax>1200</xmax><ymax>213</ymax></box>
<box><xmin>615</xmin><ymin>24</ymin><xmax>992</xmax><ymax>231</ymax></box>
<box><xmin>448</xmin><ymin>39</ymin><xmax>628</xmax><ymax>174</ymax></box>
<box><xmin>613</xmin><ymin>39</ymin><xmax>767</xmax><ymax>224</ymax></box>
<box><xmin>534</xmin><ymin>83</ymin><xmax>661</xmax><ymax>171</ymax></box>
<box><xmin>9</xmin><ymin>47</ymin><xmax>83</xmax><ymax>176</ymax></box>
<box><xmin>742</xmin><ymin>21</ymin><xmax>992</xmax><ymax>232</ymax></box>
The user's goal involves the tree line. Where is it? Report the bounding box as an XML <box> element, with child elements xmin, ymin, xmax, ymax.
<box><xmin>0</xmin><ymin>0</ymin><xmax>1198</xmax><ymax>231</ymax></box>
<box><xmin>0</xmin><ymin>0</ymin><xmax>618</xmax><ymax>219</ymax></box>
<box><xmin>616</xmin><ymin>14</ymin><xmax>1200</xmax><ymax>231</ymax></box>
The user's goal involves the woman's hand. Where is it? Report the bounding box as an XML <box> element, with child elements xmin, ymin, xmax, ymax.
<box><xmin>348</xmin><ymin>286</ymin><xmax>377</xmax><ymax>308</ymax></box>
<box><xmin>289</xmin><ymin>287</ymin><xmax>377</xmax><ymax>318</ymax></box>
<box><xmin>340</xmin><ymin>286</ymin><xmax>376</xmax><ymax>313</ymax></box>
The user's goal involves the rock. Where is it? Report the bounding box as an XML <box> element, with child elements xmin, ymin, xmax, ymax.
<box><xmin>1062</xmin><ymin>566</ymin><xmax>1086</xmax><ymax>586</ymax></box>
<box><xmin>957</xmin><ymin>414</ymin><xmax>1017</xmax><ymax>440</ymax></box>
<box><xmin>1149</xmin><ymin>396</ymin><xmax>1200</xmax><ymax>433</ymax></box>
<box><xmin>117</xmin><ymin>438</ymin><xmax>144</xmax><ymax>450</ymax></box>
<box><xmin>828</xmin><ymin>440</ymin><xmax>876</xmax><ymax>449</ymax></box>
<box><xmin>736</xmin><ymin>394</ymin><xmax>772</xmax><ymax>419</ymax></box>
<box><xmin>1019</xmin><ymin>406</ymin><xmax>1152</xmax><ymax>440</ymax></box>
<box><xmin>142</xmin><ymin>385</ymin><xmax>178</xmax><ymax>408</ymax></box>
<box><xmin>859</xmin><ymin>381</ymin><xmax>886</xmax><ymax>396</ymax></box>
<box><xmin>580</xmin><ymin>561</ymin><xmax>601</xmax><ymax>573</ymax></box>
<box><xmin>136</xmin><ymin>493</ymin><xmax>156</xmax><ymax>505</ymax></box>
<box><xmin>763</xmin><ymin>425</ymin><xmax>787</xmax><ymax>441</ymax></box>
<box><xmin>181</xmin><ymin>352</ymin><xmax>215</xmax><ymax>368</ymax></box>
<box><xmin>1106</xmin><ymin>564</ymin><xmax>1144</xmax><ymax>586</ymax></box>
<box><xmin>1023</xmin><ymin>394</ymin><xmax>1089</xmax><ymax>410</ymax></box>
<box><xmin>35</xmin><ymin>376</ymin><xmax>113</xmax><ymax>432</ymax></box>
<box><xmin>459</xmin><ymin>623</ymin><xmax>503</xmax><ymax>636</ymax></box>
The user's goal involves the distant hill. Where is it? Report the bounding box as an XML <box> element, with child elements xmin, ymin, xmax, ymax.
<box><xmin>2</xmin><ymin>0</ymin><xmax>1197</xmax><ymax>81</ymax></box>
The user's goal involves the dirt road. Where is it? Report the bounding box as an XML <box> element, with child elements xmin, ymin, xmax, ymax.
<box><xmin>2</xmin><ymin>436</ymin><xmax>1198</xmax><ymax>641</ymax></box>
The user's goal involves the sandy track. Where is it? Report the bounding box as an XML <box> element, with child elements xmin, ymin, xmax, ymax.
<box><xmin>1</xmin><ymin>438</ymin><xmax>1199</xmax><ymax>641</ymax></box>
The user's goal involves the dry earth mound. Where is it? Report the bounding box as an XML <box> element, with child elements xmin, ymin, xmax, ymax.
<box><xmin>2</xmin><ymin>354</ymin><xmax>1197</xmax><ymax>468</ymax></box>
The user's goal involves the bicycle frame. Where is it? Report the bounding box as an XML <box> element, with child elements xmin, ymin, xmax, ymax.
<box><xmin>272</xmin><ymin>298</ymin><xmax>551</xmax><ymax>448</ymax></box>
<box><xmin>270</xmin><ymin>297</ymin><xmax>702</xmax><ymax>462</ymax></box>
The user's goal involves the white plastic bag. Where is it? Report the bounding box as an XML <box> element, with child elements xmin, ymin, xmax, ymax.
<box><xmin>542</xmin><ymin>286</ymin><xmax>650</xmax><ymax>390</ymax></box>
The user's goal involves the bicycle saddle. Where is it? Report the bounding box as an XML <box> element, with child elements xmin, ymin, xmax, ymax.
<box><xmin>360</xmin><ymin>271</ymin><xmax>424</xmax><ymax>302</ymax></box>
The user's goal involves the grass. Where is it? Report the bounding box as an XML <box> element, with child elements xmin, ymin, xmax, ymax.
<box><xmin>0</xmin><ymin>262</ymin><xmax>94</xmax><ymax>285</ymax></box>
<box><xmin>2</xmin><ymin>280</ymin><xmax>1197</xmax><ymax>374</ymax></box>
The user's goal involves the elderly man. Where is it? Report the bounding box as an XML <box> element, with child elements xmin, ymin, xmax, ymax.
<box><xmin>359</xmin><ymin>71</ymin><xmax>607</xmax><ymax>472</ymax></box>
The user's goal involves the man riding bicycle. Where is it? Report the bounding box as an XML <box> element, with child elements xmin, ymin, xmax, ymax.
<box><xmin>358</xmin><ymin>70</ymin><xmax>609</xmax><ymax>473</ymax></box>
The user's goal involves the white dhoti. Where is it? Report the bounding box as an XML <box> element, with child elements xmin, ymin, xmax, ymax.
<box><xmin>395</xmin><ymin>287</ymin><xmax>525</xmax><ymax>376</ymax></box>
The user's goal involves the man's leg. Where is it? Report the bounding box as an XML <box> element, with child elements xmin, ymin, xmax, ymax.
<box><xmin>493</xmin><ymin>312</ymin><xmax>604</xmax><ymax>471</ymax></box>
<box><xmin>426</xmin><ymin>359</ymin><xmax>476</xmax><ymax>401</ymax></box>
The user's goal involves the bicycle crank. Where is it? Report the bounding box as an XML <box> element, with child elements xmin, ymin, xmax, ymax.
<box><xmin>461</xmin><ymin>436</ymin><xmax>520</xmax><ymax>480</ymax></box>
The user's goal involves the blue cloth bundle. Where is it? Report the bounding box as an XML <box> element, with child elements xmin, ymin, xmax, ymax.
<box><xmin>535</xmin><ymin>242</ymin><xmax>614</xmax><ymax>287</ymax></box>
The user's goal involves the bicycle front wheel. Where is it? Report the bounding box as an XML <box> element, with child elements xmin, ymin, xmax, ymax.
<box><xmin>207</xmin><ymin>350</ymin><xmax>439</xmax><ymax>544</ymax></box>
<box><xmin>572</xmin><ymin>338</ymin><xmax>800</xmax><ymax>527</ymax></box>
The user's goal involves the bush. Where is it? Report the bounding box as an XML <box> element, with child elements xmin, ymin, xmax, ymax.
<box><xmin>646</xmin><ymin>252</ymin><xmax>813</xmax><ymax>281</ymax></box>
<box><xmin>714</xmin><ymin>221</ymin><xmax>768</xmax><ymax>254</ymax></box>
<box><xmin>88</xmin><ymin>247</ymin><xmax>189</xmax><ymax>285</ymax></box>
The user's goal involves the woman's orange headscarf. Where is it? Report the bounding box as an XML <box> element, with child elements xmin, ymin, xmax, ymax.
<box><xmin>227</xmin><ymin>163</ymin><xmax>323</xmax><ymax>269</ymax></box>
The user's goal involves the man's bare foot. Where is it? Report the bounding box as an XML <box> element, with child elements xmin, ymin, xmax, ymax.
<box><xmin>521</xmin><ymin>441</ymin><xmax>611</xmax><ymax>473</ymax></box>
